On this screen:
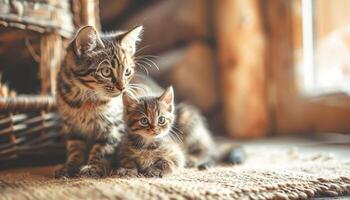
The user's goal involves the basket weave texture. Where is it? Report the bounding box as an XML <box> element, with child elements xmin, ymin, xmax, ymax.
<box><xmin>0</xmin><ymin>0</ymin><xmax>75</xmax><ymax>38</ymax></box>
<box><xmin>0</xmin><ymin>85</ymin><xmax>63</xmax><ymax>169</ymax></box>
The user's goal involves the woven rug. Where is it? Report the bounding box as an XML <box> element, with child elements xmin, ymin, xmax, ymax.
<box><xmin>0</xmin><ymin>147</ymin><xmax>349</xmax><ymax>200</ymax></box>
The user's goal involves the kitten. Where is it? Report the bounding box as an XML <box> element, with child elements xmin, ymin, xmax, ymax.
<box><xmin>54</xmin><ymin>25</ymin><xmax>144</xmax><ymax>178</ymax></box>
<box><xmin>113</xmin><ymin>86</ymin><xmax>185</xmax><ymax>177</ymax></box>
<box><xmin>114</xmin><ymin>86</ymin><xmax>245</xmax><ymax>177</ymax></box>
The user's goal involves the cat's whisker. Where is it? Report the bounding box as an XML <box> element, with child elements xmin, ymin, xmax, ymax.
<box><xmin>135</xmin><ymin>44</ymin><xmax>153</xmax><ymax>54</ymax></box>
<box><xmin>136</xmin><ymin>60</ymin><xmax>154</xmax><ymax>71</ymax></box>
<box><xmin>135</xmin><ymin>54</ymin><xmax>160</xmax><ymax>59</ymax></box>
<box><xmin>141</xmin><ymin>57</ymin><xmax>159</xmax><ymax>71</ymax></box>
<box><xmin>126</xmin><ymin>88</ymin><xmax>138</xmax><ymax>100</ymax></box>
<box><xmin>129</xmin><ymin>83</ymin><xmax>148</xmax><ymax>89</ymax></box>
<box><xmin>136</xmin><ymin>63</ymin><xmax>149</xmax><ymax>76</ymax></box>
<box><xmin>127</xmin><ymin>85</ymin><xmax>148</xmax><ymax>95</ymax></box>
<box><xmin>137</xmin><ymin>58</ymin><xmax>159</xmax><ymax>71</ymax></box>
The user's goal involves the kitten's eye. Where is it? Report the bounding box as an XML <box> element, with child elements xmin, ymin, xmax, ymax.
<box><xmin>100</xmin><ymin>67</ymin><xmax>112</xmax><ymax>77</ymax></box>
<box><xmin>125</xmin><ymin>68</ymin><xmax>132</xmax><ymax>76</ymax></box>
<box><xmin>140</xmin><ymin>117</ymin><xmax>149</xmax><ymax>126</ymax></box>
<box><xmin>158</xmin><ymin>116</ymin><xmax>166</xmax><ymax>125</ymax></box>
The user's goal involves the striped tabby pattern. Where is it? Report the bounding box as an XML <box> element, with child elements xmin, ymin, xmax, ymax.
<box><xmin>54</xmin><ymin>25</ymin><xmax>144</xmax><ymax>178</ymax></box>
<box><xmin>113</xmin><ymin>87</ymin><xmax>245</xmax><ymax>177</ymax></box>
<box><xmin>113</xmin><ymin>87</ymin><xmax>186</xmax><ymax>177</ymax></box>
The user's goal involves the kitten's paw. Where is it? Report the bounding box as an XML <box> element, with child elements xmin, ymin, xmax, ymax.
<box><xmin>78</xmin><ymin>164</ymin><xmax>106</xmax><ymax>178</ymax></box>
<box><xmin>111</xmin><ymin>168</ymin><xmax>139</xmax><ymax>178</ymax></box>
<box><xmin>185</xmin><ymin>158</ymin><xmax>197</xmax><ymax>168</ymax></box>
<box><xmin>153</xmin><ymin>159</ymin><xmax>171</xmax><ymax>171</ymax></box>
<box><xmin>197</xmin><ymin>161</ymin><xmax>214</xmax><ymax>170</ymax></box>
<box><xmin>54</xmin><ymin>165</ymin><xmax>79</xmax><ymax>178</ymax></box>
<box><xmin>142</xmin><ymin>167</ymin><xmax>163</xmax><ymax>178</ymax></box>
<box><xmin>185</xmin><ymin>155</ymin><xmax>201</xmax><ymax>168</ymax></box>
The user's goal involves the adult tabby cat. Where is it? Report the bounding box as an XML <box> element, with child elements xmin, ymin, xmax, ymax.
<box><xmin>54</xmin><ymin>25</ymin><xmax>144</xmax><ymax>178</ymax></box>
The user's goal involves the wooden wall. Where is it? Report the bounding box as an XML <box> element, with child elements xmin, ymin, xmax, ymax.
<box><xmin>1</xmin><ymin>0</ymin><xmax>344</xmax><ymax>139</ymax></box>
<box><xmin>100</xmin><ymin>0</ymin><xmax>274</xmax><ymax>138</ymax></box>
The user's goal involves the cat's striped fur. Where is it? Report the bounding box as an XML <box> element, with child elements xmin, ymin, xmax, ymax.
<box><xmin>54</xmin><ymin>25</ymin><xmax>144</xmax><ymax>178</ymax></box>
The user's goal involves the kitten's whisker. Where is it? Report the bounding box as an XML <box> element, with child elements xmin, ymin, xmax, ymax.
<box><xmin>168</xmin><ymin>134</ymin><xmax>179</xmax><ymax>143</ymax></box>
<box><xmin>170</xmin><ymin>129</ymin><xmax>183</xmax><ymax>144</ymax></box>
<box><xmin>172</xmin><ymin>126</ymin><xmax>184</xmax><ymax>136</ymax></box>
<box><xmin>167</xmin><ymin>132</ymin><xmax>178</xmax><ymax>143</ymax></box>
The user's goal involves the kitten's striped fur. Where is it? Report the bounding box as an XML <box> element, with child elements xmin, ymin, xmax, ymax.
<box><xmin>114</xmin><ymin>87</ymin><xmax>245</xmax><ymax>177</ymax></box>
<box><xmin>113</xmin><ymin>87</ymin><xmax>185</xmax><ymax>177</ymax></box>
<box><xmin>54</xmin><ymin>25</ymin><xmax>144</xmax><ymax>178</ymax></box>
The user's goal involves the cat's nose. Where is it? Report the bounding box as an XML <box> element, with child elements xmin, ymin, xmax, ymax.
<box><xmin>115</xmin><ymin>84</ymin><xmax>125</xmax><ymax>91</ymax></box>
<box><xmin>116</xmin><ymin>80</ymin><xmax>125</xmax><ymax>91</ymax></box>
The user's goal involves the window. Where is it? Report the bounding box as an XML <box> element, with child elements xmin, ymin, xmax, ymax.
<box><xmin>297</xmin><ymin>0</ymin><xmax>350</xmax><ymax>95</ymax></box>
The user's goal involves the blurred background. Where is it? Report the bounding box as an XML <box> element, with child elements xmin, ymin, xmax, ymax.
<box><xmin>1</xmin><ymin>0</ymin><xmax>350</xmax><ymax>146</ymax></box>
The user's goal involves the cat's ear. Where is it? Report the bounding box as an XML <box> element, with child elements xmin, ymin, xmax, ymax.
<box><xmin>73</xmin><ymin>26</ymin><xmax>104</xmax><ymax>56</ymax></box>
<box><xmin>120</xmin><ymin>25</ymin><xmax>143</xmax><ymax>55</ymax></box>
<box><xmin>158</xmin><ymin>86</ymin><xmax>174</xmax><ymax>111</ymax></box>
<box><xmin>122</xmin><ymin>92</ymin><xmax>138</xmax><ymax>109</ymax></box>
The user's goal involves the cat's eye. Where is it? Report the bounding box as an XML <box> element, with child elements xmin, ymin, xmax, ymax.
<box><xmin>158</xmin><ymin>116</ymin><xmax>166</xmax><ymax>125</ymax></box>
<box><xmin>100</xmin><ymin>67</ymin><xmax>112</xmax><ymax>77</ymax></box>
<box><xmin>140</xmin><ymin>117</ymin><xmax>149</xmax><ymax>126</ymax></box>
<box><xmin>125</xmin><ymin>68</ymin><xmax>132</xmax><ymax>76</ymax></box>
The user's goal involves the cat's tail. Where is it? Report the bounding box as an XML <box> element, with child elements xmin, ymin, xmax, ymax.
<box><xmin>197</xmin><ymin>143</ymin><xmax>246</xmax><ymax>170</ymax></box>
<box><xmin>219</xmin><ymin>144</ymin><xmax>246</xmax><ymax>164</ymax></box>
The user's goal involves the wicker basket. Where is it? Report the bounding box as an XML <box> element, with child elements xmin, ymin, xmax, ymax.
<box><xmin>0</xmin><ymin>0</ymin><xmax>100</xmax><ymax>169</ymax></box>
<box><xmin>0</xmin><ymin>95</ymin><xmax>64</xmax><ymax>169</ymax></box>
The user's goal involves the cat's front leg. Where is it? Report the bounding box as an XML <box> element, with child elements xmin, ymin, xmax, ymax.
<box><xmin>54</xmin><ymin>138</ymin><xmax>87</xmax><ymax>178</ymax></box>
<box><xmin>79</xmin><ymin>137</ymin><xmax>118</xmax><ymax>178</ymax></box>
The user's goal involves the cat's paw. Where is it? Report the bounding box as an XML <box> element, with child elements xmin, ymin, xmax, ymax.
<box><xmin>142</xmin><ymin>167</ymin><xmax>163</xmax><ymax>178</ymax></box>
<box><xmin>54</xmin><ymin>164</ymin><xmax>79</xmax><ymax>178</ymax></box>
<box><xmin>111</xmin><ymin>168</ymin><xmax>139</xmax><ymax>178</ymax></box>
<box><xmin>78</xmin><ymin>164</ymin><xmax>106</xmax><ymax>178</ymax></box>
<box><xmin>226</xmin><ymin>147</ymin><xmax>245</xmax><ymax>165</ymax></box>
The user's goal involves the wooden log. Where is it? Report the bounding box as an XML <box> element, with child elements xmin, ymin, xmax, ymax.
<box><xmin>39</xmin><ymin>33</ymin><xmax>63</xmax><ymax>95</ymax></box>
<box><xmin>214</xmin><ymin>0</ymin><xmax>269</xmax><ymax>138</ymax></box>
<box><xmin>100</xmin><ymin>0</ymin><xmax>131</xmax><ymax>26</ymax></box>
<box><xmin>121</xmin><ymin>0</ymin><xmax>210</xmax><ymax>54</ymax></box>
<box><xmin>147</xmin><ymin>41</ymin><xmax>218</xmax><ymax>113</ymax></box>
<box><xmin>72</xmin><ymin>0</ymin><xmax>101</xmax><ymax>30</ymax></box>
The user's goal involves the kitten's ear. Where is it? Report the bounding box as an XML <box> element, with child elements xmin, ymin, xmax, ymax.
<box><xmin>73</xmin><ymin>26</ymin><xmax>104</xmax><ymax>56</ymax></box>
<box><xmin>158</xmin><ymin>86</ymin><xmax>174</xmax><ymax>111</ymax></box>
<box><xmin>122</xmin><ymin>93</ymin><xmax>137</xmax><ymax>109</ymax></box>
<box><xmin>120</xmin><ymin>25</ymin><xmax>143</xmax><ymax>54</ymax></box>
